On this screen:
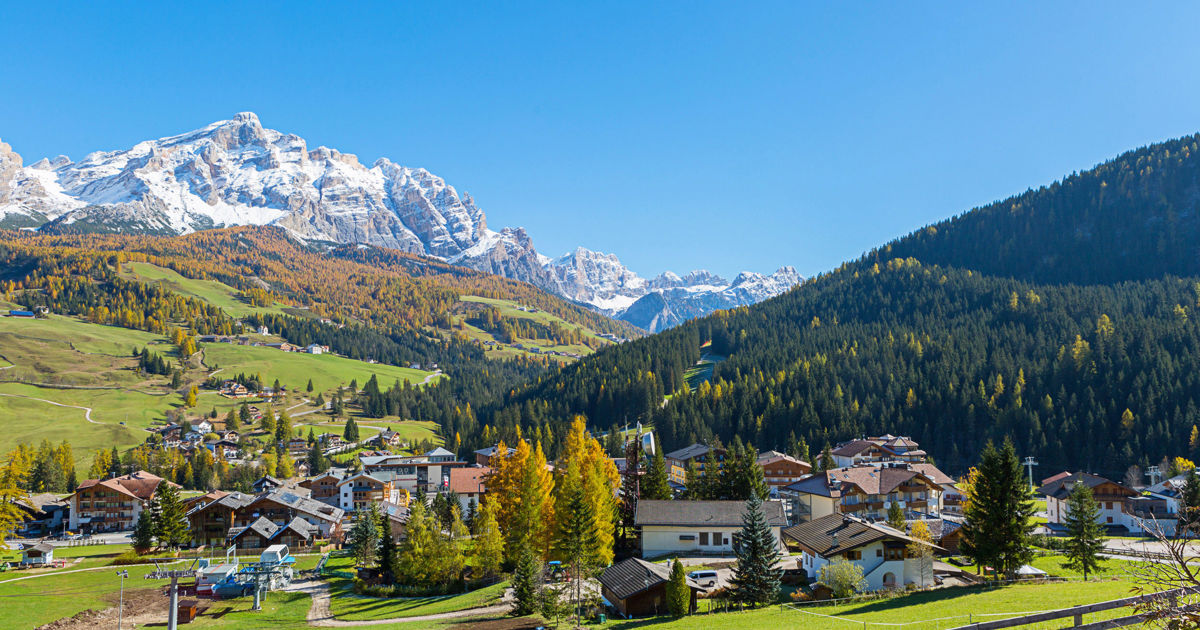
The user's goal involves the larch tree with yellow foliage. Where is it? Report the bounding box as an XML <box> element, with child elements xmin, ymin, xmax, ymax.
<box><xmin>553</xmin><ymin>417</ymin><xmax>620</xmax><ymax>567</ymax></box>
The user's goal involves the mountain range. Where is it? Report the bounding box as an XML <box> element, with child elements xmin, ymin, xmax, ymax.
<box><xmin>0</xmin><ymin>113</ymin><xmax>799</xmax><ymax>330</ymax></box>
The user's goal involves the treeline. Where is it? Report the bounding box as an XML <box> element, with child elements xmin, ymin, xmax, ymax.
<box><xmin>464</xmin><ymin>261</ymin><xmax>1200</xmax><ymax>478</ymax></box>
<box><xmin>873</xmin><ymin>133</ymin><xmax>1200</xmax><ymax>285</ymax></box>
<box><xmin>3</xmin><ymin>440</ymin><xmax>77</xmax><ymax>494</ymax></box>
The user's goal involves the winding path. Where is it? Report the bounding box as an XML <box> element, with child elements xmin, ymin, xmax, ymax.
<box><xmin>286</xmin><ymin>580</ymin><xmax>510</xmax><ymax>627</ymax></box>
<box><xmin>0</xmin><ymin>392</ymin><xmax>100</xmax><ymax>424</ymax></box>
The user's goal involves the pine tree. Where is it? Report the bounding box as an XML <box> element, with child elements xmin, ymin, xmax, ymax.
<box><xmin>960</xmin><ymin>439</ymin><xmax>1036</xmax><ymax>578</ymax></box>
<box><xmin>132</xmin><ymin>508</ymin><xmax>154</xmax><ymax>552</ymax></box>
<box><xmin>154</xmin><ymin>483</ymin><xmax>190</xmax><ymax>549</ymax></box>
<box><xmin>225</xmin><ymin>409</ymin><xmax>239</xmax><ymax>431</ymax></box>
<box><xmin>348</xmin><ymin>504</ymin><xmax>381</xmax><ymax>568</ymax></box>
<box><xmin>793</xmin><ymin>435</ymin><xmax>810</xmax><ymax>464</ymax></box>
<box><xmin>88</xmin><ymin>448</ymin><xmax>112</xmax><ymax>480</ymax></box>
<box><xmin>306</xmin><ymin>378</ymin><xmax>314</xmax><ymax>393</ymax></box>
<box><xmin>275</xmin><ymin>410</ymin><xmax>293</xmax><ymax>442</ymax></box>
<box><xmin>238</xmin><ymin>402</ymin><xmax>251</xmax><ymax>426</ymax></box>
<box><xmin>1063</xmin><ymin>483</ymin><xmax>1105</xmax><ymax>580</ymax></box>
<box><xmin>666</xmin><ymin>559</ymin><xmax>691</xmax><ymax>616</ymax></box>
<box><xmin>307</xmin><ymin>441</ymin><xmax>326</xmax><ymax>475</ymax></box>
<box><xmin>817</xmin><ymin>442</ymin><xmax>835</xmax><ymax>472</ymax></box>
<box><xmin>554</xmin><ymin>482</ymin><xmax>595</xmax><ymax>619</ymax></box>
<box><xmin>343</xmin><ymin>418</ymin><xmax>359</xmax><ymax>442</ymax></box>
<box><xmin>642</xmin><ymin>441</ymin><xmax>672</xmax><ymax>500</ymax></box>
<box><xmin>511</xmin><ymin>545</ymin><xmax>542</xmax><ymax>616</ymax></box>
<box><xmin>682</xmin><ymin>461</ymin><xmax>701</xmax><ymax>500</ymax></box>
<box><xmin>108</xmin><ymin>446</ymin><xmax>123</xmax><ymax>478</ymax></box>
<box><xmin>378</xmin><ymin>509</ymin><xmax>399</xmax><ymax>584</ymax></box>
<box><xmin>887</xmin><ymin>499</ymin><xmax>906</xmax><ymax>531</ymax></box>
<box><xmin>729</xmin><ymin>493</ymin><xmax>782</xmax><ymax>606</ymax></box>
<box><xmin>184</xmin><ymin>386</ymin><xmax>198</xmax><ymax>408</ymax></box>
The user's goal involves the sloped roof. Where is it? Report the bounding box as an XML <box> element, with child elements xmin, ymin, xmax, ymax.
<box><xmin>1036</xmin><ymin>472</ymin><xmax>1139</xmax><ymax>500</ymax></box>
<box><xmin>230</xmin><ymin>516</ymin><xmax>279</xmax><ymax>541</ymax></box>
<box><xmin>782</xmin><ymin>513</ymin><xmax>940</xmax><ymax>557</ymax></box>
<box><xmin>448</xmin><ymin>467</ymin><xmax>489</xmax><ymax>494</ymax></box>
<box><xmin>635</xmin><ymin>500</ymin><xmax>786</xmax><ymax>528</ymax></box>
<box><xmin>830</xmin><ymin>440</ymin><xmax>878</xmax><ymax>457</ymax></box>
<box><xmin>824</xmin><ymin>466</ymin><xmax>938</xmax><ymax>496</ymax></box>
<box><xmin>664</xmin><ymin>444</ymin><xmax>713</xmax><ymax>462</ymax></box>
<box><xmin>75</xmin><ymin>471</ymin><xmax>170</xmax><ymax>501</ymax></box>
<box><xmin>909</xmin><ymin>463</ymin><xmax>955</xmax><ymax>485</ymax></box>
<box><xmin>599</xmin><ymin>558</ymin><xmax>701</xmax><ymax>600</ymax></box>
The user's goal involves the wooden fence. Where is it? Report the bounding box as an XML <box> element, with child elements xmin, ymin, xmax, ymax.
<box><xmin>947</xmin><ymin>586</ymin><xmax>1199</xmax><ymax>630</ymax></box>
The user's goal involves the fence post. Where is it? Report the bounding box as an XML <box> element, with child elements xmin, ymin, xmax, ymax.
<box><xmin>1073</xmin><ymin>612</ymin><xmax>1083</xmax><ymax>626</ymax></box>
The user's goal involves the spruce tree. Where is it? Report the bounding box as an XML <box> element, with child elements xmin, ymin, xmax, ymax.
<box><xmin>729</xmin><ymin>493</ymin><xmax>781</xmax><ymax>606</ymax></box>
<box><xmin>1063</xmin><ymin>483</ymin><xmax>1105</xmax><ymax>579</ymax></box>
<box><xmin>348</xmin><ymin>504</ymin><xmax>381</xmax><ymax>568</ymax></box>
<box><xmin>343</xmin><ymin>418</ymin><xmax>359</xmax><ymax>442</ymax></box>
<box><xmin>642</xmin><ymin>446</ymin><xmax>672</xmax><ymax>500</ymax></box>
<box><xmin>225</xmin><ymin>409</ymin><xmax>239</xmax><ymax>431</ymax></box>
<box><xmin>154</xmin><ymin>483</ymin><xmax>190</xmax><ymax>550</ymax></box>
<box><xmin>961</xmin><ymin>439</ymin><xmax>1036</xmax><ymax>578</ymax></box>
<box><xmin>817</xmin><ymin>443</ymin><xmax>835</xmax><ymax>472</ymax></box>
<box><xmin>665</xmin><ymin>559</ymin><xmax>691</xmax><ymax>616</ymax></box>
<box><xmin>378</xmin><ymin>509</ymin><xmax>399</xmax><ymax>584</ymax></box>
<box><xmin>132</xmin><ymin>508</ymin><xmax>154</xmax><ymax>552</ymax></box>
<box><xmin>511</xmin><ymin>545</ymin><xmax>542</xmax><ymax>616</ymax></box>
<box><xmin>306</xmin><ymin>378</ymin><xmax>314</xmax><ymax>393</ymax></box>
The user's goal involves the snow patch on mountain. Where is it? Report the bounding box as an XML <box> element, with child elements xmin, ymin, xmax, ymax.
<box><xmin>0</xmin><ymin>113</ymin><xmax>799</xmax><ymax>327</ymax></box>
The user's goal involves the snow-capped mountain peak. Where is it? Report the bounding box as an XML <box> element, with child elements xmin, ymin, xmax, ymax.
<box><xmin>0</xmin><ymin>113</ymin><xmax>799</xmax><ymax>329</ymax></box>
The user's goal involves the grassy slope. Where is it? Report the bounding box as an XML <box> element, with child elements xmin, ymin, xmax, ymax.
<box><xmin>458</xmin><ymin>295</ymin><xmax>613</xmax><ymax>356</ymax></box>
<box><xmin>121</xmin><ymin>261</ymin><xmax>288</xmax><ymax>319</ymax></box>
<box><xmin>203</xmin><ymin>344</ymin><xmax>438</xmax><ymax>394</ymax></box>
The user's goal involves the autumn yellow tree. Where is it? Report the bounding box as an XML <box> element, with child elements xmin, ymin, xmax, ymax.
<box><xmin>552</xmin><ymin>417</ymin><xmax>620</xmax><ymax>566</ymax></box>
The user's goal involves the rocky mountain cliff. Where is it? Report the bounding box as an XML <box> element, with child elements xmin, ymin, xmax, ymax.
<box><xmin>0</xmin><ymin>113</ymin><xmax>799</xmax><ymax>326</ymax></box>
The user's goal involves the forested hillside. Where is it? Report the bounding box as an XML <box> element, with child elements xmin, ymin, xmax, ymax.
<box><xmin>453</xmin><ymin>133</ymin><xmax>1200</xmax><ymax>477</ymax></box>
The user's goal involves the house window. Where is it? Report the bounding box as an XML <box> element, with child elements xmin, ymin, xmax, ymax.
<box><xmin>1106</xmin><ymin>516</ymin><xmax>1113</xmax><ymax>524</ymax></box>
<box><xmin>876</xmin><ymin>549</ymin><xmax>882</xmax><ymax>557</ymax></box>
<box><xmin>714</xmin><ymin>532</ymin><xmax>725</xmax><ymax>546</ymax></box>
<box><xmin>699</xmin><ymin>533</ymin><xmax>709</xmax><ymax>545</ymax></box>
<box><xmin>885</xmin><ymin>548</ymin><xmax>904</xmax><ymax>561</ymax></box>
<box><xmin>845</xmin><ymin>550</ymin><xmax>862</xmax><ymax>560</ymax></box>
<box><xmin>1106</xmin><ymin>502</ymin><xmax>1113</xmax><ymax>510</ymax></box>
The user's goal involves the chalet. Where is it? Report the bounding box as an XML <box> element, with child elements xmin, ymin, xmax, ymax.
<box><xmin>337</xmin><ymin>472</ymin><xmax>404</xmax><ymax>511</ymax></box>
<box><xmin>253</xmin><ymin>476</ymin><xmax>284</xmax><ymax>493</ymax></box>
<box><xmin>267</xmin><ymin>342</ymin><xmax>300</xmax><ymax>353</ymax></box>
<box><xmin>228</xmin><ymin>515</ymin><xmax>316</xmax><ymax>549</ymax></box>
<box><xmin>190</xmin><ymin>419</ymin><xmax>214</xmax><ymax>435</ymax></box>
<box><xmin>783</xmin><ymin>513</ymin><xmax>941</xmax><ymax>591</ymax></box>
<box><xmin>378</xmin><ymin>500</ymin><xmax>410</xmax><ymax>541</ymax></box>
<box><xmin>68</xmin><ymin>471</ymin><xmax>175</xmax><ymax>533</ymax></box>
<box><xmin>782</xmin><ymin>463</ymin><xmax>946</xmax><ymax>523</ymax></box>
<box><xmin>221</xmin><ymin>430</ymin><xmax>240</xmax><ymax>443</ymax></box>
<box><xmin>205</xmin><ymin>439</ymin><xmax>241</xmax><ymax>459</ymax></box>
<box><xmin>14</xmin><ymin>493</ymin><xmax>69</xmax><ymax>537</ymax></box>
<box><xmin>318</xmin><ymin>434</ymin><xmax>347</xmax><ymax>449</ymax></box>
<box><xmin>634</xmin><ymin>499</ymin><xmax>786</xmax><ymax>558</ymax></box>
<box><xmin>186</xmin><ymin>489</ymin><xmax>344</xmax><ymax>547</ymax></box>
<box><xmin>373</xmin><ymin>429</ymin><xmax>404</xmax><ymax>448</ymax></box>
<box><xmin>757</xmin><ymin>451</ymin><xmax>812</xmax><ymax>488</ymax></box>
<box><xmin>831</xmin><ymin>435</ymin><xmax>927</xmax><ymax>468</ymax></box>
<box><xmin>473</xmin><ymin>445</ymin><xmax>502</xmax><ymax>466</ymax></box>
<box><xmin>20</xmin><ymin>542</ymin><xmax>55</xmax><ymax>566</ymax></box>
<box><xmin>155</xmin><ymin>423</ymin><xmax>183</xmax><ymax>440</ymax></box>
<box><xmin>599</xmin><ymin>557</ymin><xmax>702</xmax><ymax>617</ymax></box>
<box><xmin>257</xmin><ymin>325</ymin><xmax>269</xmax><ymax>335</ymax></box>
<box><xmin>306</xmin><ymin>344</ymin><xmax>326</xmax><ymax>355</ymax></box>
<box><xmin>299</xmin><ymin>470</ymin><xmax>344</xmax><ymax>507</ymax></box>
<box><xmin>1037</xmin><ymin>472</ymin><xmax>1140</xmax><ymax>532</ymax></box>
<box><xmin>286</xmin><ymin>437</ymin><xmax>309</xmax><ymax>458</ymax></box>
<box><xmin>448</xmin><ymin>466</ymin><xmax>489</xmax><ymax>515</ymax></box>
<box><xmin>664</xmin><ymin>444</ymin><xmax>727</xmax><ymax>485</ymax></box>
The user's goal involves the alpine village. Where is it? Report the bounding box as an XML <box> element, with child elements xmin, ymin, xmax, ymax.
<box><xmin>3</xmin><ymin>6</ymin><xmax>1200</xmax><ymax>630</ymax></box>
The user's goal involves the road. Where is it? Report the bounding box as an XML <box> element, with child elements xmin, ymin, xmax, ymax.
<box><xmin>0</xmin><ymin>391</ymin><xmax>99</xmax><ymax>424</ymax></box>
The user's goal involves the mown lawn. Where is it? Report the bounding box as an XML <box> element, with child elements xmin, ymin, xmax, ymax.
<box><xmin>606</xmin><ymin>580</ymin><xmax>1137</xmax><ymax>630</ymax></box>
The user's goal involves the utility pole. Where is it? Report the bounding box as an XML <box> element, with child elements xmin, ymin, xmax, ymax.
<box><xmin>116</xmin><ymin>570</ymin><xmax>129</xmax><ymax>630</ymax></box>
<box><xmin>1022</xmin><ymin>456</ymin><xmax>1038</xmax><ymax>489</ymax></box>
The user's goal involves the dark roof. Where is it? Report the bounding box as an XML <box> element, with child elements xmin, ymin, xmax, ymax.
<box><xmin>24</xmin><ymin>542</ymin><xmax>54</xmax><ymax>554</ymax></box>
<box><xmin>230</xmin><ymin>516</ymin><xmax>280</xmax><ymax>540</ymax></box>
<box><xmin>599</xmin><ymin>558</ymin><xmax>701</xmax><ymax>600</ymax></box>
<box><xmin>664</xmin><ymin>444</ymin><xmax>714</xmax><ymax>462</ymax></box>
<box><xmin>1036</xmin><ymin>472</ymin><xmax>1139</xmax><ymax>500</ymax></box>
<box><xmin>830</xmin><ymin>440</ymin><xmax>877</xmax><ymax>457</ymax></box>
<box><xmin>782</xmin><ymin>514</ymin><xmax>938</xmax><ymax>557</ymax></box>
<box><xmin>635</xmin><ymin>500</ymin><xmax>786</xmax><ymax>528</ymax></box>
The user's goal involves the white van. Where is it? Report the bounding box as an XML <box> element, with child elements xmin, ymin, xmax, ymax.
<box><xmin>688</xmin><ymin>570</ymin><xmax>719</xmax><ymax>588</ymax></box>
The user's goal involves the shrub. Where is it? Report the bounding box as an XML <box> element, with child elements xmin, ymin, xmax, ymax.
<box><xmin>111</xmin><ymin>550</ymin><xmax>153</xmax><ymax>566</ymax></box>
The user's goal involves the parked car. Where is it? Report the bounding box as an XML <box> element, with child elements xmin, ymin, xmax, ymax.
<box><xmin>688</xmin><ymin>570</ymin><xmax>719</xmax><ymax>588</ymax></box>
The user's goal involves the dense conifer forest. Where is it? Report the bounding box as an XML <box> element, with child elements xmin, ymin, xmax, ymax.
<box><xmin>456</xmin><ymin>133</ymin><xmax>1200</xmax><ymax>477</ymax></box>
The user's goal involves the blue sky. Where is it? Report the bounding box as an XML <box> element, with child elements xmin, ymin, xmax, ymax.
<box><xmin>2</xmin><ymin>3</ymin><xmax>1199</xmax><ymax>279</ymax></box>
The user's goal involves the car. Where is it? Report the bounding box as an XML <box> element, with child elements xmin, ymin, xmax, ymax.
<box><xmin>687</xmin><ymin>569</ymin><xmax>719</xmax><ymax>588</ymax></box>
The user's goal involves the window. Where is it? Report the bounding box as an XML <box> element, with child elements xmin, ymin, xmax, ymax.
<box><xmin>845</xmin><ymin>550</ymin><xmax>862</xmax><ymax>560</ymax></box>
<box><xmin>699</xmin><ymin>532</ymin><xmax>709</xmax><ymax>545</ymax></box>
<box><xmin>1106</xmin><ymin>502</ymin><xmax>1113</xmax><ymax>510</ymax></box>
<box><xmin>885</xmin><ymin>548</ymin><xmax>904</xmax><ymax>561</ymax></box>
<box><xmin>714</xmin><ymin>532</ymin><xmax>725</xmax><ymax>546</ymax></box>
<box><xmin>1106</xmin><ymin>516</ymin><xmax>1113</xmax><ymax>524</ymax></box>
<box><xmin>876</xmin><ymin>549</ymin><xmax>882</xmax><ymax>557</ymax></box>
